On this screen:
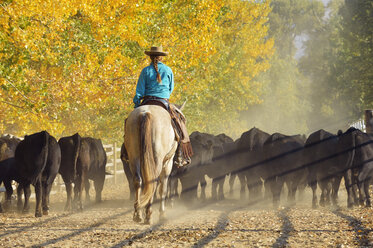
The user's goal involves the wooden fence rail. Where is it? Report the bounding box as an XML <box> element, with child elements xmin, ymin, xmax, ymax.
<box><xmin>103</xmin><ymin>142</ymin><xmax>123</xmax><ymax>184</ymax></box>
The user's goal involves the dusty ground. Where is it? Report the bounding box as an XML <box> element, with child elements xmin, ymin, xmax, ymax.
<box><xmin>1</xmin><ymin>176</ymin><xmax>372</xmax><ymax>248</ymax></box>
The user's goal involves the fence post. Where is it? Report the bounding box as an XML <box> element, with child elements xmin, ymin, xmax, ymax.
<box><xmin>365</xmin><ymin>110</ymin><xmax>373</xmax><ymax>134</ymax></box>
<box><xmin>113</xmin><ymin>142</ymin><xmax>117</xmax><ymax>184</ymax></box>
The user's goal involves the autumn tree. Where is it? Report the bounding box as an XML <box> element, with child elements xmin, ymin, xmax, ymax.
<box><xmin>0</xmin><ymin>0</ymin><xmax>273</xmax><ymax>141</ymax></box>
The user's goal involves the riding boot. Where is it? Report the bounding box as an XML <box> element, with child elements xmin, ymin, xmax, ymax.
<box><xmin>174</xmin><ymin>144</ymin><xmax>191</xmax><ymax>167</ymax></box>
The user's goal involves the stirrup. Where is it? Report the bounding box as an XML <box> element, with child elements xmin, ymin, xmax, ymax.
<box><xmin>174</xmin><ymin>157</ymin><xmax>191</xmax><ymax>168</ymax></box>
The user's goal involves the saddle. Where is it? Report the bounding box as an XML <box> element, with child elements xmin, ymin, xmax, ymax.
<box><xmin>140</xmin><ymin>96</ymin><xmax>193</xmax><ymax>158</ymax></box>
<box><xmin>140</xmin><ymin>96</ymin><xmax>170</xmax><ymax>111</ymax></box>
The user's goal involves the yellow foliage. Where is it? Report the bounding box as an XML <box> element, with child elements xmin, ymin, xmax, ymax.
<box><xmin>0</xmin><ymin>0</ymin><xmax>273</xmax><ymax>141</ymax></box>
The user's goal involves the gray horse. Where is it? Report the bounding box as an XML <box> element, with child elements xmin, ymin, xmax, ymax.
<box><xmin>124</xmin><ymin>104</ymin><xmax>178</xmax><ymax>224</ymax></box>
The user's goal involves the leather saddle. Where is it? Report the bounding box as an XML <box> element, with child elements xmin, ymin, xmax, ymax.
<box><xmin>140</xmin><ymin>96</ymin><xmax>169</xmax><ymax>111</ymax></box>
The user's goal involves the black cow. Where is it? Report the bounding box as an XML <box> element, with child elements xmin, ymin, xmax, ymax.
<box><xmin>58</xmin><ymin>134</ymin><xmax>107</xmax><ymax>211</ymax></box>
<box><xmin>201</xmin><ymin>133</ymin><xmax>236</xmax><ymax>201</ymax></box>
<box><xmin>262</xmin><ymin>133</ymin><xmax>305</xmax><ymax>208</ymax></box>
<box><xmin>15</xmin><ymin>131</ymin><xmax>61</xmax><ymax>217</ymax></box>
<box><xmin>203</xmin><ymin>138</ymin><xmax>236</xmax><ymax>201</ymax></box>
<box><xmin>0</xmin><ymin>135</ymin><xmax>20</xmax><ymax>212</ymax></box>
<box><xmin>0</xmin><ymin>135</ymin><xmax>21</xmax><ymax>161</ymax></box>
<box><xmin>177</xmin><ymin>131</ymin><xmax>214</xmax><ymax>203</ymax></box>
<box><xmin>234</xmin><ymin>128</ymin><xmax>270</xmax><ymax>202</ymax></box>
<box><xmin>303</xmin><ymin>129</ymin><xmax>342</xmax><ymax>208</ymax></box>
<box><xmin>338</xmin><ymin>127</ymin><xmax>373</xmax><ymax>208</ymax></box>
<box><xmin>0</xmin><ymin>158</ymin><xmax>17</xmax><ymax>212</ymax></box>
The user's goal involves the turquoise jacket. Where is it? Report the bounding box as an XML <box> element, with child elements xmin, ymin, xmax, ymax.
<box><xmin>133</xmin><ymin>62</ymin><xmax>174</xmax><ymax>108</ymax></box>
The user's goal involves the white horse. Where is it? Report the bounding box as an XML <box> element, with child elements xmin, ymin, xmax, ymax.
<box><xmin>124</xmin><ymin>104</ymin><xmax>178</xmax><ymax>224</ymax></box>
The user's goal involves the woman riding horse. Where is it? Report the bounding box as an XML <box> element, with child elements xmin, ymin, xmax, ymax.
<box><xmin>132</xmin><ymin>46</ymin><xmax>192</xmax><ymax>167</ymax></box>
<box><xmin>123</xmin><ymin>46</ymin><xmax>192</xmax><ymax>224</ymax></box>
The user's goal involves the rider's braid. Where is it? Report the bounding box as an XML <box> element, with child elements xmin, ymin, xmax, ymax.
<box><xmin>151</xmin><ymin>56</ymin><xmax>162</xmax><ymax>83</ymax></box>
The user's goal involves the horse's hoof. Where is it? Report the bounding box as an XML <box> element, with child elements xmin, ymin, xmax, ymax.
<box><xmin>43</xmin><ymin>210</ymin><xmax>49</xmax><ymax>215</ymax></box>
<box><xmin>144</xmin><ymin>218</ymin><xmax>152</xmax><ymax>225</ymax></box>
<box><xmin>35</xmin><ymin>212</ymin><xmax>42</xmax><ymax>218</ymax></box>
<box><xmin>133</xmin><ymin>214</ymin><xmax>142</xmax><ymax>223</ymax></box>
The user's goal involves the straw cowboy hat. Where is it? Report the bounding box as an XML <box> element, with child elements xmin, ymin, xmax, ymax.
<box><xmin>145</xmin><ymin>46</ymin><xmax>168</xmax><ymax>56</ymax></box>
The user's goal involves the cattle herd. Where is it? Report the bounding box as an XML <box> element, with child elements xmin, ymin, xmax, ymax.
<box><xmin>0</xmin><ymin>131</ymin><xmax>107</xmax><ymax>217</ymax></box>
<box><xmin>122</xmin><ymin>127</ymin><xmax>373</xmax><ymax>211</ymax></box>
<box><xmin>0</xmin><ymin>126</ymin><xmax>372</xmax><ymax>218</ymax></box>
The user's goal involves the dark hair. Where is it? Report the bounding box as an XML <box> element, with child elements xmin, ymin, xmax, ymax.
<box><xmin>150</xmin><ymin>56</ymin><xmax>162</xmax><ymax>83</ymax></box>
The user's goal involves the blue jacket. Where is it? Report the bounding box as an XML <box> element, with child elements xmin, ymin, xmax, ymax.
<box><xmin>133</xmin><ymin>62</ymin><xmax>174</xmax><ymax>108</ymax></box>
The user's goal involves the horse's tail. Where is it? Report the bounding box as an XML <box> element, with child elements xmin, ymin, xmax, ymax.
<box><xmin>139</xmin><ymin>112</ymin><xmax>157</xmax><ymax>208</ymax></box>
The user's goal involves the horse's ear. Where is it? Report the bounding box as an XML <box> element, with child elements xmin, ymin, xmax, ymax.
<box><xmin>180</xmin><ymin>100</ymin><xmax>187</xmax><ymax>111</ymax></box>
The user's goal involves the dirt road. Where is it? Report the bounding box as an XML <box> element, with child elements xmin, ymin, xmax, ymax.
<box><xmin>1</xmin><ymin>180</ymin><xmax>372</xmax><ymax>247</ymax></box>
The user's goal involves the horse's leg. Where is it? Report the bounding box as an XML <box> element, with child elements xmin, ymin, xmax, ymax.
<box><xmin>159</xmin><ymin>160</ymin><xmax>173</xmax><ymax>222</ymax></box>
<box><xmin>144</xmin><ymin>194</ymin><xmax>155</xmax><ymax>225</ymax></box>
<box><xmin>167</xmin><ymin>173</ymin><xmax>178</xmax><ymax>208</ymax></box>
<box><xmin>158</xmin><ymin>175</ymin><xmax>168</xmax><ymax>222</ymax></box>
<box><xmin>133</xmin><ymin>168</ymin><xmax>142</xmax><ymax>223</ymax></box>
